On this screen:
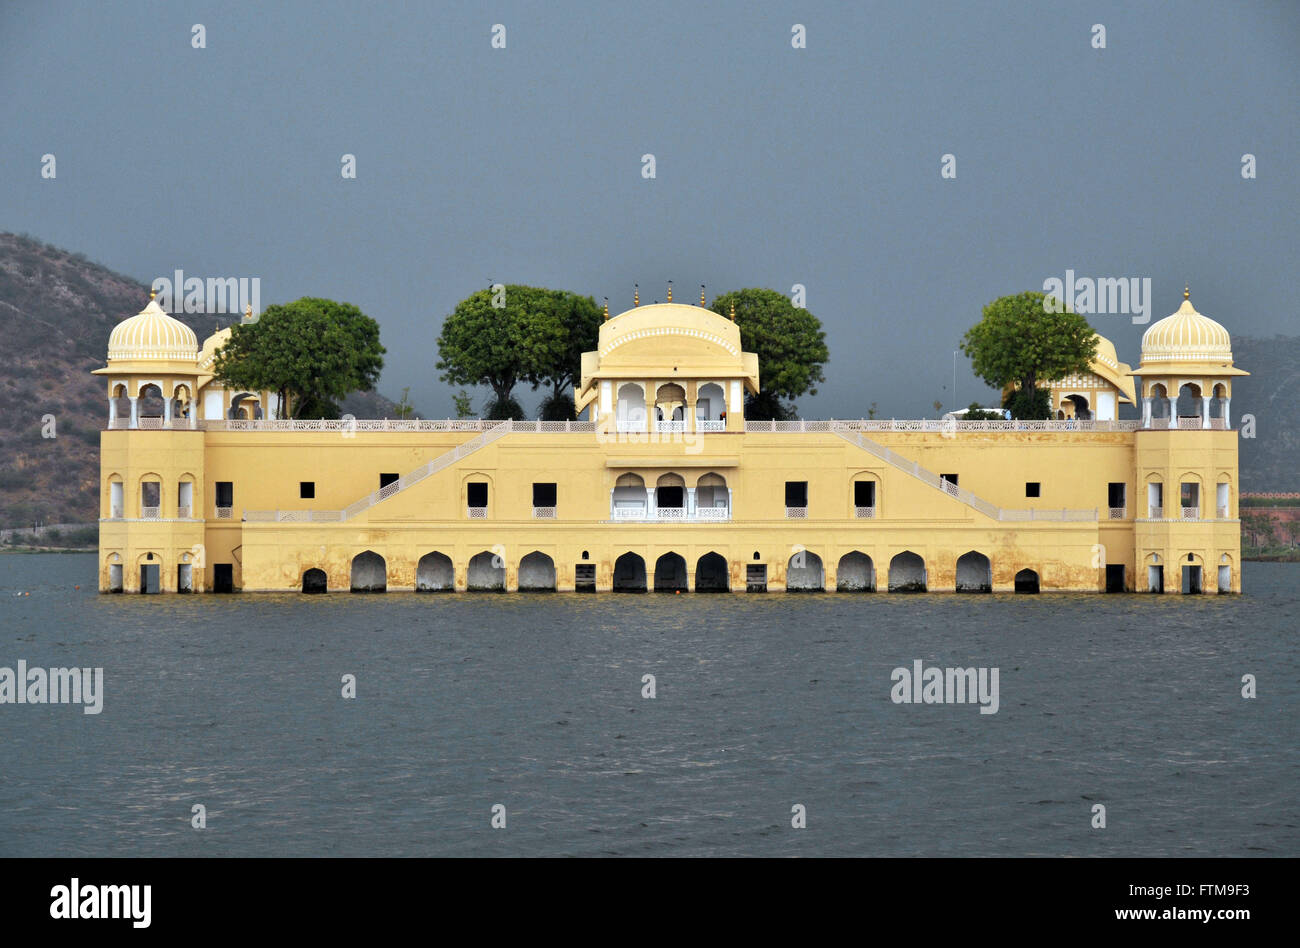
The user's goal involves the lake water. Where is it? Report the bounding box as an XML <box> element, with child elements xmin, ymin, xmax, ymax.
<box><xmin>1</xmin><ymin>553</ymin><xmax>1295</xmax><ymax>857</ymax></box>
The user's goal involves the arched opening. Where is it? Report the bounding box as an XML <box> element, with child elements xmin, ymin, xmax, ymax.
<box><xmin>228</xmin><ymin>392</ymin><xmax>263</xmax><ymax>420</ymax></box>
<box><xmin>1217</xmin><ymin>554</ymin><xmax>1233</xmax><ymax>594</ymax></box>
<box><xmin>654</xmin><ymin>552</ymin><xmax>688</xmax><ymax>592</ymax></box>
<box><xmin>467</xmin><ymin>551</ymin><xmax>505</xmax><ymax>591</ymax></box>
<box><xmin>836</xmin><ymin>551</ymin><xmax>875</xmax><ymax>592</ymax></box>
<box><xmin>302</xmin><ymin>568</ymin><xmax>327</xmax><ymax>594</ymax></box>
<box><xmin>787</xmin><ymin>550</ymin><xmax>824</xmax><ymax>591</ymax></box>
<box><xmin>350</xmin><ymin>551</ymin><xmax>386</xmax><ymax>592</ymax></box>
<box><xmin>888</xmin><ymin>551</ymin><xmax>927</xmax><ymax>592</ymax></box>
<box><xmin>1062</xmin><ymin>394</ymin><xmax>1091</xmax><ymax>420</ymax></box>
<box><xmin>1211</xmin><ymin>382</ymin><xmax>1230</xmax><ymax>425</ymax></box>
<box><xmin>172</xmin><ymin>383</ymin><xmax>192</xmax><ymax>423</ymax></box>
<box><xmin>106</xmin><ymin>555</ymin><xmax>123</xmax><ymax>593</ymax></box>
<box><xmin>612</xmin><ymin>473</ymin><xmax>647</xmax><ymax>518</ymax></box>
<box><xmin>695</xmin><ymin>552</ymin><xmax>729</xmax><ymax>592</ymax></box>
<box><xmin>518</xmin><ymin>552</ymin><xmax>557</xmax><ymax>591</ymax></box>
<box><xmin>1147</xmin><ymin>382</ymin><xmax>1170</xmax><ymax>427</ymax></box>
<box><xmin>139</xmin><ymin>476</ymin><xmax>162</xmax><ymax>519</ymax></box>
<box><xmin>655</xmin><ymin>383</ymin><xmax>686</xmax><ymax>423</ymax></box>
<box><xmin>1014</xmin><ymin>568</ymin><xmax>1040</xmax><ymax>594</ymax></box>
<box><xmin>955</xmin><ymin>551</ymin><xmax>992</xmax><ymax>593</ymax></box>
<box><xmin>613</xmin><ymin>552</ymin><xmax>647</xmax><ymax>592</ymax></box>
<box><xmin>138</xmin><ymin>383</ymin><xmax>165</xmax><ymax>419</ymax></box>
<box><xmin>1175</xmin><ymin>382</ymin><xmax>1203</xmax><ymax>425</ymax></box>
<box><xmin>696</xmin><ymin>382</ymin><xmax>726</xmax><ymax>424</ymax></box>
<box><xmin>1146</xmin><ymin>554</ymin><xmax>1164</xmax><ymax>593</ymax></box>
<box><xmin>616</xmin><ymin>383</ymin><xmax>646</xmax><ymax>430</ymax></box>
<box><xmin>695</xmin><ymin>472</ymin><xmax>728</xmax><ymax>515</ymax></box>
<box><xmin>110</xmin><ymin>383</ymin><xmax>130</xmax><ymax>426</ymax></box>
<box><xmin>655</xmin><ymin>473</ymin><xmax>685</xmax><ymax>514</ymax></box>
<box><xmin>416</xmin><ymin>552</ymin><xmax>454</xmax><ymax>592</ymax></box>
<box><xmin>1181</xmin><ymin>553</ymin><xmax>1203</xmax><ymax>595</ymax></box>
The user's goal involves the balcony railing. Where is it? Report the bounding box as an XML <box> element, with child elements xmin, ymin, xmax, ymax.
<box><xmin>786</xmin><ymin>506</ymin><xmax>808</xmax><ymax>519</ymax></box>
<box><xmin>616</xmin><ymin>420</ymin><xmax>645</xmax><ymax>433</ymax></box>
<box><xmin>855</xmin><ymin>506</ymin><xmax>876</xmax><ymax>518</ymax></box>
<box><xmin>694</xmin><ymin>506</ymin><xmax>730</xmax><ymax>520</ymax></box>
<box><xmin>215</xmin><ymin>506</ymin><xmax>233</xmax><ymax>519</ymax></box>
<box><xmin>140</xmin><ymin>506</ymin><xmax>160</xmax><ymax>519</ymax></box>
<box><xmin>1177</xmin><ymin>417</ymin><xmax>1203</xmax><ymax>429</ymax></box>
<box><xmin>611</xmin><ymin>506</ymin><xmax>731</xmax><ymax>522</ymax></box>
<box><xmin>177</xmin><ymin>505</ymin><xmax>192</xmax><ymax>519</ymax></box>
<box><xmin>1149</xmin><ymin>506</ymin><xmax>1163</xmax><ymax>519</ymax></box>
<box><xmin>695</xmin><ymin>419</ymin><xmax>726</xmax><ymax>433</ymax></box>
<box><xmin>1217</xmin><ymin>505</ymin><xmax>1229</xmax><ymax>519</ymax></box>
<box><xmin>655</xmin><ymin>506</ymin><xmax>686</xmax><ymax>519</ymax></box>
<box><xmin>467</xmin><ymin>506</ymin><xmax>488</xmax><ymax>519</ymax></box>
<box><xmin>532</xmin><ymin>506</ymin><xmax>557</xmax><ymax>519</ymax></box>
<box><xmin>1108</xmin><ymin>507</ymin><xmax>1126</xmax><ymax>519</ymax></box>
<box><xmin>1181</xmin><ymin>507</ymin><xmax>1200</xmax><ymax>520</ymax></box>
<box><xmin>109</xmin><ymin>507</ymin><xmax>123</xmax><ymax>519</ymax></box>
<box><xmin>655</xmin><ymin>420</ymin><xmax>686</xmax><ymax>434</ymax></box>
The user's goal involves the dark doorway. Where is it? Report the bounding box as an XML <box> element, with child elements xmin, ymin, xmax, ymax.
<box><xmin>1105</xmin><ymin>564</ymin><xmax>1125</xmax><ymax>593</ymax></box>
<box><xmin>1013</xmin><ymin>568</ymin><xmax>1039</xmax><ymax>594</ymax></box>
<box><xmin>574</xmin><ymin>563</ymin><xmax>596</xmax><ymax>592</ymax></box>
<box><xmin>746</xmin><ymin>563</ymin><xmax>767</xmax><ymax>592</ymax></box>
<box><xmin>302</xmin><ymin>568</ymin><xmax>327</xmax><ymax>594</ymax></box>
<box><xmin>213</xmin><ymin>564</ymin><xmax>234</xmax><ymax>593</ymax></box>
<box><xmin>139</xmin><ymin>563</ymin><xmax>160</xmax><ymax>594</ymax></box>
<box><xmin>1182</xmin><ymin>565</ymin><xmax>1202</xmax><ymax>595</ymax></box>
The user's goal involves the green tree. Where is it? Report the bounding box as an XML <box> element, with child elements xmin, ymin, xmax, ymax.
<box><xmin>452</xmin><ymin>390</ymin><xmax>475</xmax><ymax>419</ymax></box>
<box><xmin>534</xmin><ymin>290</ymin><xmax>602</xmax><ymax>420</ymax></box>
<box><xmin>709</xmin><ymin>288</ymin><xmax>829</xmax><ymax>420</ymax></box>
<box><xmin>437</xmin><ymin>285</ymin><xmax>568</xmax><ymax>412</ymax></box>
<box><xmin>960</xmin><ymin>291</ymin><xmax>1098</xmax><ymax>420</ymax></box>
<box><xmin>213</xmin><ymin>297</ymin><xmax>385</xmax><ymax>419</ymax></box>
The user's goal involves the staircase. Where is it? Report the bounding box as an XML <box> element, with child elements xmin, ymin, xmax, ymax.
<box><xmin>832</xmin><ymin>427</ymin><xmax>1096</xmax><ymax>522</ymax></box>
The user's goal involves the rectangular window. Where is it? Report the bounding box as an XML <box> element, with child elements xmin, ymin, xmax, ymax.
<box><xmin>300</xmin><ymin>481</ymin><xmax>315</xmax><ymax>499</ymax></box>
<box><xmin>853</xmin><ymin>481</ymin><xmax>876</xmax><ymax>507</ymax></box>
<box><xmin>1108</xmin><ymin>482</ymin><xmax>1126</xmax><ymax>508</ymax></box>
<box><xmin>379</xmin><ymin>473</ymin><xmax>399</xmax><ymax>489</ymax></box>
<box><xmin>141</xmin><ymin>481</ymin><xmax>160</xmax><ymax>507</ymax></box>
<box><xmin>215</xmin><ymin>481</ymin><xmax>233</xmax><ymax>507</ymax></box>
<box><xmin>1025</xmin><ymin>482</ymin><xmax>1041</xmax><ymax>498</ymax></box>
<box><xmin>467</xmin><ymin>482</ymin><xmax>488</xmax><ymax>508</ymax></box>
<box><xmin>533</xmin><ymin>483</ymin><xmax>557</xmax><ymax>507</ymax></box>
<box><xmin>785</xmin><ymin>481</ymin><xmax>808</xmax><ymax>507</ymax></box>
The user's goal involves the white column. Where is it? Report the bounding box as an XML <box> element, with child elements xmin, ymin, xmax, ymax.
<box><xmin>609</xmin><ymin>488</ymin><xmax>615</xmax><ymax>520</ymax></box>
<box><xmin>107</xmin><ymin>398</ymin><xmax>117</xmax><ymax>426</ymax></box>
<box><xmin>646</xmin><ymin>488</ymin><xmax>656</xmax><ymax>519</ymax></box>
<box><xmin>1223</xmin><ymin>397</ymin><xmax>1231</xmax><ymax>428</ymax></box>
<box><xmin>1141</xmin><ymin>397</ymin><xmax>1152</xmax><ymax>428</ymax></box>
<box><xmin>129</xmin><ymin>397</ymin><xmax>139</xmax><ymax>428</ymax></box>
<box><xmin>163</xmin><ymin>395</ymin><xmax>172</xmax><ymax>425</ymax></box>
<box><xmin>1167</xmin><ymin>397</ymin><xmax>1177</xmax><ymax>429</ymax></box>
<box><xmin>687</xmin><ymin>487</ymin><xmax>696</xmax><ymax>518</ymax></box>
<box><xmin>1201</xmin><ymin>396</ymin><xmax>1211</xmax><ymax>429</ymax></box>
<box><xmin>726</xmin><ymin>487</ymin><xmax>733</xmax><ymax>519</ymax></box>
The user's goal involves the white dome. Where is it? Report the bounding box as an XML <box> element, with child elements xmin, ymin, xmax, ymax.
<box><xmin>107</xmin><ymin>298</ymin><xmax>198</xmax><ymax>362</ymax></box>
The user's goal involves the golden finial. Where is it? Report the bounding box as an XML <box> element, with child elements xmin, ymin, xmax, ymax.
<box><xmin>1184</xmin><ymin>285</ymin><xmax>1190</xmax><ymax>300</ymax></box>
<box><xmin>729</xmin><ymin>299</ymin><xmax>735</xmax><ymax>321</ymax></box>
<box><xmin>634</xmin><ymin>284</ymin><xmax>639</xmax><ymax>307</ymax></box>
<box><xmin>244</xmin><ymin>303</ymin><xmax>253</xmax><ymax>322</ymax></box>
<box><xmin>149</xmin><ymin>286</ymin><xmax>156</xmax><ymax>300</ymax></box>
<box><xmin>602</xmin><ymin>297</ymin><xmax>609</xmax><ymax>320</ymax></box>
<box><xmin>667</xmin><ymin>280</ymin><xmax>673</xmax><ymax>303</ymax></box>
<box><xmin>700</xmin><ymin>284</ymin><xmax>706</xmax><ymax>307</ymax></box>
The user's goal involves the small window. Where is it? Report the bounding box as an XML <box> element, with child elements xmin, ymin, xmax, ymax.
<box><xmin>533</xmin><ymin>483</ymin><xmax>557</xmax><ymax>507</ymax></box>
<box><xmin>379</xmin><ymin>473</ymin><xmax>399</xmax><ymax>489</ymax></box>
<box><xmin>215</xmin><ymin>481</ymin><xmax>233</xmax><ymax>507</ymax></box>
<box><xmin>854</xmin><ymin>481</ymin><xmax>876</xmax><ymax>507</ymax></box>
<box><xmin>300</xmin><ymin>481</ymin><xmax>315</xmax><ymax>499</ymax></box>
<box><xmin>940</xmin><ymin>474</ymin><xmax>958</xmax><ymax>487</ymax></box>
<box><xmin>1108</xmin><ymin>482</ymin><xmax>1126</xmax><ymax>508</ymax></box>
<box><xmin>785</xmin><ymin>481</ymin><xmax>808</xmax><ymax>507</ymax></box>
<box><xmin>1025</xmin><ymin>482</ymin><xmax>1040</xmax><ymax>498</ymax></box>
<box><xmin>467</xmin><ymin>482</ymin><xmax>488</xmax><ymax>508</ymax></box>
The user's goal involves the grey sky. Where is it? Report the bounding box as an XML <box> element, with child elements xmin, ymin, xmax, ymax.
<box><xmin>3</xmin><ymin>0</ymin><xmax>1297</xmax><ymax>417</ymax></box>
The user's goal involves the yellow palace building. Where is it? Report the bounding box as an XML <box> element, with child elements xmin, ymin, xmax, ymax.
<box><xmin>95</xmin><ymin>288</ymin><xmax>1245</xmax><ymax>596</ymax></box>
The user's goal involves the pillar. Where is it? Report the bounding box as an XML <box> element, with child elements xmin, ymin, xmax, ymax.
<box><xmin>129</xmin><ymin>396</ymin><xmax>139</xmax><ymax>428</ymax></box>
<box><xmin>1223</xmin><ymin>397</ymin><xmax>1231</xmax><ymax>428</ymax></box>
<box><xmin>1141</xmin><ymin>396</ymin><xmax>1152</xmax><ymax>428</ymax></box>
<box><xmin>686</xmin><ymin>487</ymin><xmax>696</xmax><ymax>518</ymax></box>
<box><xmin>1167</xmin><ymin>396</ymin><xmax>1176</xmax><ymax>429</ymax></box>
<box><xmin>1201</xmin><ymin>396</ymin><xmax>1211</xmax><ymax>429</ymax></box>
<box><xmin>163</xmin><ymin>394</ymin><xmax>172</xmax><ymax>425</ymax></box>
<box><xmin>108</xmin><ymin>398</ymin><xmax>117</xmax><ymax>426</ymax></box>
<box><xmin>644</xmin><ymin>383</ymin><xmax>655</xmax><ymax>433</ymax></box>
<box><xmin>646</xmin><ymin>488</ymin><xmax>656</xmax><ymax>519</ymax></box>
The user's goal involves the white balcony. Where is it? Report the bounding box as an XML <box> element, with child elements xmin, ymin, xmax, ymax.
<box><xmin>655</xmin><ymin>420</ymin><xmax>686</xmax><ymax>434</ymax></box>
<box><xmin>1108</xmin><ymin>507</ymin><xmax>1126</xmax><ymax>519</ymax></box>
<box><xmin>177</xmin><ymin>505</ymin><xmax>192</xmax><ymax>519</ymax></box>
<box><xmin>610</xmin><ymin>506</ymin><xmax>731</xmax><ymax>522</ymax></box>
<box><xmin>532</xmin><ymin>506</ymin><xmax>557</xmax><ymax>519</ymax></box>
<box><xmin>695</xmin><ymin>419</ymin><xmax>726</xmax><ymax>433</ymax></box>
<box><xmin>854</xmin><ymin>506</ymin><xmax>876</xmax><ymax>519</ymax></box>
<box><xmin>616</xmin><ymin>420</ymin><xmax>646</xmax><ymax>433</ymax></box>
<box><xmin>1149</xmin><ymin>506</ymin><xmax>1163</xmax><ymax>519</ymax></box>
<box><xmin>786</xmin><ymin>506</ymin><xmax>808</xmax><ymax>519</ymax></box>
<box><xmin>655</xmin><ymin>506</ymin><xmax>686</xmax><ymax>519</ymax></box>
<box><xmin>1181</xmin><ymin>507</ymin><xmax>1199</xmax><ymax>520</ymax></box>
<box><xmin>467</xmin><ymin>506</ymin><xmax>488</xmax><ymax>519</ymax></box>
<box><xmin>140</xmin><ymin>506</ymin><xmax>160</xmax><ymax>519</ymax></box>
<box><xmin>694</xmin><ymin>506</ymin><xmax>730</xmax><ymax>520</ymax></box>
<box><xmin>215</xmin><ymin>506</ymin><xmax>233</xmax><ymax>519</ymax></box>
<box><xmin>1217</xmin><ymin>505</ymin><xmax>1229</xmax><ymax>519</ymax></box>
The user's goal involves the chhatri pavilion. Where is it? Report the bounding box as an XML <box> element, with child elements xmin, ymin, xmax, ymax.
<box><xmin>95</xmin><ymin>287</ymin><xmax>1245</xmax><ymax>595</ymax></box>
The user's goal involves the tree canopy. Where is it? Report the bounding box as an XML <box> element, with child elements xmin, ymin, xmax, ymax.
<box><xmin>959</xmin><ymin>291</ymin><xmax>1098</xmax><ymax>420</ymax></box>
<box><xmin>436</xmin><ymin>285</ymin><xmax>600</xmax><ymax>420</ymax></box>
<box><xmin>709</xmin><ymin>288</ymin><xmax>829</xmax><ymax>420</ymax></box>
<box><xmin>213</xmin><ymin>297</ymin><xmax>385</xmax><ymax>419</ymax></box>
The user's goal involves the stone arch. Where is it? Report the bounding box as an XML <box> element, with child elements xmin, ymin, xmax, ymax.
<box><xmin>654</xmin><ymin>552</ymin><xmax>688</xmax><ymax>592</ymax></box>
<box><xmin>655</xmin><ymin>473</ymin><xmax>685</xmax><ymax>511</ymax></box>
<box><xmin>787</xmin><ymin>550</ymin><xmax>824</xmax><ymax>591</ymax></box>
<box><xmin>416</xmin><ymin>552</ymin><xmax>454</xmax><ymax>592</ymax></box>
<box><xmin>654</xmin><ymin>382</ymin><xmax>687</xmax><ymax>421</ymax></box>
<box><xmin>955</xmin><ymin>551</ymin><xmax>992</xmax><ymax>593</ymax></box>
<box><xmin>613</xmin><ymin>552</ymin><xmax>647</xmax><ymax>592</ymax></box>
<box><xmin>1014</xmin><ymin>568</ymin><xmax>1039</xmax><ymax>594</ymax></box>
<box><xmin>695</xmin><ymin>472</ymin><xmax>728</xmax><ymax>512</ymax></box>
<box><xmin>697</xmin><ymin>382</ymin><xmax>725</xmax><ymax>421</ymax></box>
<box><xmin>695</xmin><ymin>552</ymin><xmax>729</xmax><ymax>592</ymax></box>
<box><xmin>467</xmin><ymin>550</ymin><xmax>505</xmax><ymax>591</ymax></box>
<box><xmin>836</xmin><ymin>551</ymin><xmax>875</xmax><ymax>592</ymax></box>
<box><xmin>350</xmin><ymin>551</ymin><xmax>386</xmax><ymax>592</ymax></box>
<box><xmin>616</xmin><ymin>383</ymin><xmax>646</xmax><ymax>427</ymax></box>
<box><xmin>138</xmin><ymin>383</ymin><xmax>165</xmax><ymax>418</ymax></box>
<box><xmin>1175</xmin><ymin>381</ymin><xmax>1203</xmax><ymax>419</ymax></box>
<box><xmin>302</xmin><ymin>568</ymin><xmax>327</xmax><ymax>594</ymax></box>
<box><xmin>518</xmin><ymin>551</ymin><xmax>557</xmax><ymax>591</ymax></box>
<box><xmin>888</xmin><ymin>551</ymin><xmax>926</xmax><ymax>592</ymax></box>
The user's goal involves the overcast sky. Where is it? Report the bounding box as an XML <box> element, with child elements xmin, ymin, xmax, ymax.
<box><xmin>3</xmin><ymin>0</ymin><xmax>1297</xmax><ymax>417</ymax></box>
